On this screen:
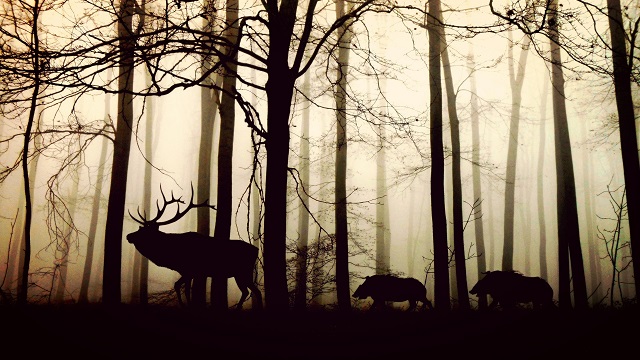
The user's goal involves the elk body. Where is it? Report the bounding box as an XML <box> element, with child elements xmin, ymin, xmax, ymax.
<box><xmin>126</xmin><ymin>186</ymin><xmax>262</xmax><ymax>310</ymax></box>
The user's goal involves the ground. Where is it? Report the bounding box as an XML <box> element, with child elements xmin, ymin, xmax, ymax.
<box><xmin>2</xmin><ymin>304</ymin><xmax>639</xmax><ymax>359</ymax></box>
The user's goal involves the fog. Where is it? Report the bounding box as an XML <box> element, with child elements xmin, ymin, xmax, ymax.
<box><xmin>0</xmin><ymin>0</ymin><xmax>637</xmax><ymax>315</ymax></box>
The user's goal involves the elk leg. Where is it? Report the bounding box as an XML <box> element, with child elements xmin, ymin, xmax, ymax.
<box><xmin>184</xmin><ymin>277</ymin><xmax>192</xmax><ymax>305</ymax></box>
<box><xmin>247</xmin><ymin>282</ymin><xmax>263</xmax><ymax>310</ymax></box>
<box><xmin>235</xmin><ymin>275</ymin><xmax>262</xmax><ymax>310</ymax></box>
<box><xmin>174</xmin><ymin>276</ymin><xmax>186</xmax><ymax>307</ymax></box>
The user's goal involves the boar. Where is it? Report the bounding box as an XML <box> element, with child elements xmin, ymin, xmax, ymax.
<box><xmin>352</xmin><ymin>275</ymin><xmax>433</xmax><ymax>311</ymax></box>
<box><xmin>469</xmin><ymin>270</ymin><xmax>554</xmax><ymax>310</ymax></box>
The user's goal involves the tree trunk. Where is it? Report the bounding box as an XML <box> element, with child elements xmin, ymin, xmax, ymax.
<box><xmin>376</xmin><ymin>123</ymin><xmax>390</xmax><ymax>275</ymax></box>
<box><xmin>103</xmin><ymin>0</ymin><xmax>135</xmax><ymax>305</ymax></box>
<box><xmin>607</xmin><ymin>0</ymin><xmax>640</xmax><ymax>301</ymax></box>
<box><xmin>502</xmin><ymin>30</ymin><xmax>530</xmax><ymax>271</ymax></box>
<box><xmin>428</xmin><ymin>0</ymin><xmax>450</xmax><ymax>312</ymax></box>
<box><xmin>294</xmin><ymin>71</ymin><xmax>311</xmax><ymax>311</ymax></box>
<box><xmin>54</xmin><ymin>175</ymin><xmax>80</xmax><ymax>303</ymax></box>
<box><xmin>18</xmin><ymin>1</ymin><xmax>42</xmax><ymax>305</ymax></box>
<box><xmin>549</xmin><ymin>0</ymin><xmax>588</xmax><ymax>310</ymax></box>
<box><xmin>249</xmin><ymin>68</ymin><xmax>263</xmax><ymax>310</ymax></box>
<box><xmin>131</xmin><ymin>71</ymin><xmax>154</xmax><ymax>305</ymax></box>
<box><xmin>79</xmin><ymin>135</ymin><xmax>109</xmax><ymax>304</ymax></box>
<box><xmin>537</xmin><ymin>79</ymin><xmax>549</xmax><ymax>281</ymax></box>
<box><xmin>211</xmin><ymin>0</ymin><xmax>240</xmax><ymax>312</ymax></box>
<box><xmin>442</xmin><ymin>30</ymin><xmax>469</xmax><ymax>310</ymax></box>
<box><xmin>193</xmin><ymin>0</ymin><xmax>221</xmax><ymax>309</ymax></box>
<box><xmin>468</xmin><ymin>50</ymin><xmax>487</xmax><ymax>309</ymax></box>
<box><xmin>263</xmin><ymin>1</ymin><xmax>297</xmax><ymax>309</ymax></box>
<box><xmin>334</xmin><ymin>0</ymin><xmax>353</xmax><ymax>312</ymax></box>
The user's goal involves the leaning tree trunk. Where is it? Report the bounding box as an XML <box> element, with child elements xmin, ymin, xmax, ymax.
<box><xmin>427</xmin><ymin>0</ymin><xmax>450</xmax><ymax>312</ymax></box>
<box><xmin>102</xmin><ymin>0</ymin><xmax>136</xmax><ymax>305</ymax></box>
<box><xmin>607</xmin><ymin>0</ymin><xmax>640</xmax><ymax>301</ymax></box>
<box><xmin>549</xmin><ymin>0</ymin><xmax>588</xmax><ymax>310</ymax></box>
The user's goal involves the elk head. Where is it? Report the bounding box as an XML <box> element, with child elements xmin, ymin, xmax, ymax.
<box><xmin>126</xmin><ymin>184</ymin><xmax>215</xmax><ymax>246</ymax></box>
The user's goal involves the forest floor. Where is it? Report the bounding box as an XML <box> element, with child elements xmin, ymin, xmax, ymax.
<box><xmin>2</xmin><ymin>303</ymin><xmax>639</xmax><ymax>359</ymax></box>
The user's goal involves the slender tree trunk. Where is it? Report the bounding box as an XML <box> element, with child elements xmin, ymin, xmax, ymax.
<box><xmin>537</xmin><ymin>79</ymin><xmax>549</xmax><ymax>281</ymax></box>
<box><xmin>193</xmin><ymin>0</ymin><xmax>221</xmax><ymax>309</ymax></box>
<box><xmin>442</xmin><ymin>31</ymin><xmax>469</xmax><ymax>310</ymax></box>
<box><xmin>103</xmin><ymin>0</ymin><xmax>135</xmax><ymax>305</ymax></box>
<box><xmin>249</xmin><ymin>68</ymin><xmax>263</xmax><ymax>310</ymax></box>
<box><xmin>407</xmin><ymin>188</ymin><xmax>416</xmax><ymax>278</ymax></box>
<box><xmin>334</xmin><ymin>0</ymin><xmax>353</xmax><ymax>312</ymax></box>
<box><xmin>294</xmin><ymin>71</ymin><xmax>311</xmax><ymax>311</ymax></box>
<box><xmin>428</xmin><ymin>0</ymin><xmax>450</xmax><ymax>311</ymax></box>
<box><xmin>549</xmin><ymin>0</ymin><xmax>588</xmax><ymax>310</ymax></box>
<box><xmin>79</xmin><ymin>135</ymin><xmax>109</xmax><ymax>303</ymax></box>
<box><xmin>211</xmin><ymin>0</ymin><xmax>240</xmax><ymax>312</ymax></box>
<box><xmin>468</xmin><ymin>50</ymin><xmax>487</xmax><ymax>309</ymax></box>
<box><xmin>502</xmin><ymin>30</ymin><xmax>530</xmax><ymax>271</ymax></box>
<box><xmin>18</xmin><ymin>0</ymin><xmax>41</xmax><ymax>305</ymax></box>
<box><xmin>376</xmin><ymin>123</ymin><xmax>390</xmax><ymax>275</ymax></box>
<box><xmin>54</xmin><ymin>175</ymin><xmax>80</xmax><ymax>303</ymax></box>
<box><xmin>130</xmin><ymin>72</ymin><xmax>154</xmax><ymax>305</ymax></box>
<box><xmin>581</xmin><ymin>120</ymin><xmax>599</xmax><ymax>305</ymax></box>
<box><xmin>607</xmin><ymin>0</ymin><xmax>640</xmax><ymax>301</ymax></box>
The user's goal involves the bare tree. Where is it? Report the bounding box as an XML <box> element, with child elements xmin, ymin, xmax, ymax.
<box><xmin>548</xmin><ymin>0</ymin><xmax>588</xmax><ymax>309</ymax></box>
<box><xmin>427</xmin><ymin>0</ymin><xmax>450</xmax><ymax>312</ymax></box>
<box><xmin>502</xmin><ymin>29</ymin><xmax>530</xmax><ymax>272</ymax></box>
<box><xmin>468</xmin><ymin>50</ymin><xmax>487</xmax><ymax>309</ymax></box>
<box><xmin>442</xmin><ymin>27</ymin><xmax>470</xmax><ymax>310</ymax></box>
<box><xmin>606</xmin><ymin>0</ymin><xmax>640</xmax><ymax>301</ymax></box>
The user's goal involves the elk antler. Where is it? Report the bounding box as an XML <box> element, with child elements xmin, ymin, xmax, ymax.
<box><xmin>128</xmin><ymin>183</ymin><xmax>216</xmax><ymax>226</ymax></box>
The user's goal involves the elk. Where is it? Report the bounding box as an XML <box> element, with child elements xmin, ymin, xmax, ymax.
<box><xmin>126</xmin><ymin>185</ymin><xmax>262</xmax><ymax>310</ymax></box>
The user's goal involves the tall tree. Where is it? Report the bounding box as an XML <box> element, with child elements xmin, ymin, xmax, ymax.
<box><xmin>54</xmin><ymin>173</ymin><xmax>80</xmax><ymax>303</ymax></box>
<box><xmin>193</xmin><ymin>0</ymin><xmax>222</xmax><ymax>308</ymax></box>
<box><xmin>375</xmin><ymin>124</ymin><xmax>390</xmax><ymax>275</ymax></box>
<box><xmin>606</xmin><ymin>0</ymin><xmax>640</xmax><ymax>301</ymax></box>
<box><xmin>468</xmin><ymin>51</ymin><xmax>487</xmax><ymax>309</ymax></box>
<box><xmin>211</xmin><ymin>0</ymin><xmax>240</xmax><ymax>312</ymax></box>
<box><xmin>17</xmin><ymin>0</ymin><xmax>43</xmax><ymax>305</ymax></box>
<box><xmin>442</xmin><ymin>29</ymin><xmax>469</xmax><ymax>310</ymax></box>
<box><xmin>334</xmin><ymin>0</ymin><xmax>354</xmax><ymax>312</ymax></box>
<box><xmin>548</xmin><ymin>0</ymin><xmax>588</xmax><ymax>310</ymax></box>
<box><xmin>294</xmin><ymin>71</ymin><xmax>311</xmax><ymax>310</ymax></box>
<box><xmin>131</xmin><ymin>69</ymin><xmax>154</xmax><ymax>305</ymax></box>
<box><xmin>537</xmin><ymin>78</ymin><xmax>549</xmax><ymax>281</ymax></box>
<box><xmin>79</xmin><ymin>135</ymin><xmax>109</xmax><ymax>304</ymax></box>
<box><xmin>102</xmin><ymin>0</ymin><xmax>136</xmax><ymax>305</ymax></box>
<box><xmin>502</xmin><ymin>29</ymin><xmax>530</xmax><ymax>271</ymax></box>
<box><xmin>427</xmin><ymin>0</ymin><xmax>450</xmax><ymax>311</ymax></box>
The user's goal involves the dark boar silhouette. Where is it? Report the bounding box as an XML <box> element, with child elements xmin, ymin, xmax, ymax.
<box><xmin>353</xmin><ymin>275</ymin><xmax>433</xmax><ymax>311</ymax></box>
<box><xmin>469</xmin><ymin>270</ymin><xmax>554</xmax><ymax>310</ymax></box>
